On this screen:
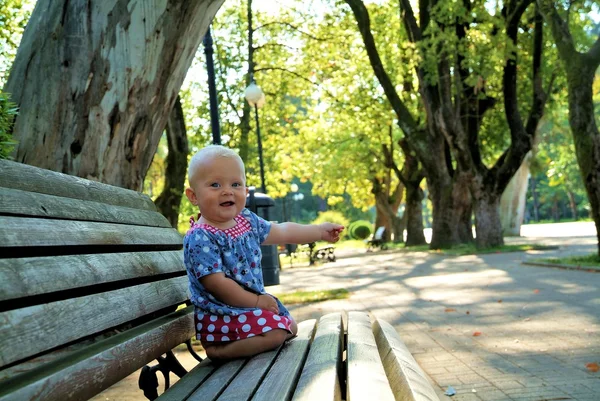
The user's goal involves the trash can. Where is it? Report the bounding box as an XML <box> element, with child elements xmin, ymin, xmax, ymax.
<box><xmin>246</xmin><ymin>187</ymin><xmax>280</xmax><ymax>286</ymax></box>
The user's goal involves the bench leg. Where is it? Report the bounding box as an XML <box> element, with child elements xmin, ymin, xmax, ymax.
<box><xmin>138</xmin><ymin>349</ymin><xmax>196</xmax><ymax>400</ymax></box>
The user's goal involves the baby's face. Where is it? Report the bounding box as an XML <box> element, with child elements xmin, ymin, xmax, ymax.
<box><xmin>188</xmin><ymin>156</ymin><xmax>248</xmax><ymax>228</ymax></box>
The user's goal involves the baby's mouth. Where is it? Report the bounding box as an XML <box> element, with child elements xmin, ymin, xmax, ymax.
<box><xmin>220</xmin><ymin>201</ymin><xmax>235</xmax><ymax>207</ymax></box>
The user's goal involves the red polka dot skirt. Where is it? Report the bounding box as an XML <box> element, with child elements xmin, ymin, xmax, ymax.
<box><xmin>195</xmin><ymin>309</ymin><xmax>293</xmax><ymax>343</ymax></box>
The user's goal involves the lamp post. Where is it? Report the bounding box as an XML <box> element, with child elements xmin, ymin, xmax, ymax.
<box><xmin>244</xmin><ymin>81</ymin><xmax>266</xmax><ymax>194</ymax></box>
<box><xmin>203</xmin><ymin>26</ymin><xmax>221</xmax><ymax>145</ymax></box>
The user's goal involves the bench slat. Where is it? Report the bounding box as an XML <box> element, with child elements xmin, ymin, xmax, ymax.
<box><xmin>292</xmin><ymin>313</ymin><xmax>343</xmax><ymax>401</ymax></box>
<box><xmin>0</xmin><ymin>216</ymin><xmax>182</xmax><ymax>249</ymax></box>
<box><xmin>346</xmin><ymin>312</ymin><xmax>395</xmax><ymax>401</ymax></box>
<box><xmin>186</xmin><ymin>359</ymin><xmax>246</xmax><ymax>401</ymax></box>
<box><xmin>157</xmin><ymin>361</ymin><xmax>217</xmax><ymax>401</ymax></box>
<box><xmin>252</xmin><ymin>319</ymin><xmax>317</xmax><ymax>401</ymax></box>
<box><xmin>0</xmin><ymin>277</ymin><xmax>188</xmax><ymax>368</ymax></box>
<box><xmin>0</xmin><ymin>307</ymin><xmax>194</xmax><ymax>401</ymax></box>
<box><xmin>0</xmin><ymin>160</ymin><xmax>157</xmax><ymax>212</ymax></box>
<box><xmin>0</xmin><ymin>250</ymin><xmax>184</xmax><ymax>302</ymax></box>
<box><xmin>216</xmin><ymin>344</ymin><xmax>282</xmax><ymax>401</ymax></box>
<box><xmin>374</xmin><ymin>319</ymin><xmax>440</xmax><ymax>401</ymax></box>
<box><xmin>0</xmin><ymin>187</ymin><xmax>171</xmax><ymax>227</ymax></box>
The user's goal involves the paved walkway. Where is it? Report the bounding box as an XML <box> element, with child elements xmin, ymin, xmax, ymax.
<box><xmin>275</xmin><ymin>235</ymin><xmax>600</xmax><ymax>401</ymax></box>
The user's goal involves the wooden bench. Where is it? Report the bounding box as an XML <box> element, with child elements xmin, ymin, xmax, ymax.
<box><xmin>366</xmin><ymin>226</ymin><xmax>388</xmax><ymax>252</ymax></box>
<box><xmin>157</xmin><ymin>311</ymin><xmax>439</xmax><ymax>400</ymax></box>
<box><xmin>0</xmin><ymin>160</ymin><xmax>197</xmax><ymax>401</ymax></box>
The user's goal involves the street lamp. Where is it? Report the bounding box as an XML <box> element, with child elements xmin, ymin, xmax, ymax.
<box><xmin>203</xmin><ymin>26</ymin><xmax>220</xmax><ymax>145</ymax></box>
<box><xmin>244</xmin><ymin>81</ymin><xmax>266</xmax><ymax>194</ymax></box>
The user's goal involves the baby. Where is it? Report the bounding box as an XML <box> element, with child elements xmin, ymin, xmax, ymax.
<box><xmin>183</xmin><ymin>145</ymin><xmax>344</xmax><ymax>361</ymax></box>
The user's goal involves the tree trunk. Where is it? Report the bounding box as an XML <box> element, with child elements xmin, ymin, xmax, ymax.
<box><xmin>154</xmin><ymin>96</ymin><xmax>189</xmax><ymax>228</ymax></box>
<box><xmin>4</xmin><ymin>0</ymin><xmax>224</xmax><ymax>190</ymax></box>
<box><xmin>538</xmin><ymin>0</ymin><xmax>600</xmax><ymax>255</ymax></box>
<box><xmin>405</xmin><ymin>182</ymin><xmax>426</xmax><ymax>246</ymax></box>
<box><xmin>530</xmin><ymin>176</ymin><xmax>540</xmax><ymax>221</ymax></box>
<box><xmin>567</xmin><ymin>190</ymin><xmax>578</xmax><ymax>220</ymax></box>
<box><xmin>500</xmin><ymin>155</ymin><xmax>531</xmax><ymax>236</ymax></box>
<box><xmin>372</xmin><ymin>177</ymin><xmax>403</xmax><ymax>242</ymax></box>
<box><xmin>452</xmin><ymin>172</ymin><xmax>474</xmax><ymax>243</ymax></box>
<box><xmin>474</xmin><ymin>193</ymin><xmax>504</xmax><ymax>248</ymax></box>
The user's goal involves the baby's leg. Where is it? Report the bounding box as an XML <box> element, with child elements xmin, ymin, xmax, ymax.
<box><xmin>203</xmin><ymin>329</ymin><xmax>288</xmax><ymax>362</ymax></box>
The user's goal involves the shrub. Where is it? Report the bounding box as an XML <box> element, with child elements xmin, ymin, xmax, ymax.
<box><xmin>312</xmin><ymin>211</ymin><xmax>350</xmax><ymax>238</ymax></box>
<box><xmin>349</xmin><ymin>220</ymin><xmax>372</xmax><ymax>240</ymax></box>
<box><xmin>0</xmin><ymin>91</ymin><xmax>18</xmax><ymax>160</ymax></box>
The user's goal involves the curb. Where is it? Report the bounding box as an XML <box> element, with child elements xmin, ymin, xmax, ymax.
<box><xmin>522</xmin><ymin>261</ymin><xmax>600</xmax><ymax>273</ymax></box>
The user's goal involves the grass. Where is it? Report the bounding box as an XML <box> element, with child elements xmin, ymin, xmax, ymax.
<box><xmin>383</xmin><ymin>242</ymin><xmax>555</xmax><ymax>256</ymax></box>
<box><xmin>273</xmin><ymin>288</ymin><xmax>350</xmax><ymax>305</ymax></box>
<box><xmin>530</xmin><ymin>253</ymin><xmax>600</xmax><ymax>270</ymax></box>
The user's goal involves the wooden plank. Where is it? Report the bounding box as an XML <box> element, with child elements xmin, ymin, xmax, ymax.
<box><xmin>157</xmin><ymin>360</ymin><xmax>217</xmax><ymax>401</ymax></box>
<box><xmin>216</xmin><ymin>345</ymin><xmax>282</xmax><ymax>401</ymax></box>
<box><xmin>373</xmin><ymin>319</ymin><xmax>440</xmax><ymax>401</ymax></box>
<box><xmin>186</xmin><ymin>359</ymin><xmax>246</xmax><ymax>401</ymax></box>
<box><xmin>0</xmin><ymin>277</ymin><xmax>188</xmax><ymax>368</ymax></box>
<box><xmin>0</xmin><ymin>159</ymin><xmax>157</xmax><ymax>211</ymax></box>
<box><xmin>292</xmin><ymin>313</ymin><xmax>343</xmax><ymax>401</ymax></box>
<box><xmin>0</xmin><ymin>187</ymin><xmax>171</xmax><ymax>227</ymax></box>
<box><xmin>252</xmin><ymin>319</ymin><xmax>317</xmax><ymax>401</ymax></box>
<box><xmin>0</xmin><ymin>307</ymin><xmax>195</xmax><ymax>401</ymax></box>
<box><xmin>0</xmin><ymin>216</ymin><xmax>182</xmax><ymax>249</ymax></box>
<box><xmin>0</xmin><ymin>250</ymin><xmax>185</xmax><ymax>302</ymax></box>
<box><xmin>346</xmin><ymin>311</ymin><xmax>395</xmax><ymax>401</ymax></box>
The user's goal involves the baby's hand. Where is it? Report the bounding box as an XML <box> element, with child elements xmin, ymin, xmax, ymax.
<box><xmin>256</xmin><ymin>294</ymin><xmax>279</xmax><ymax>314</ymax></box>
<box><xmin>319</xmin><ymin>223</ymin><xmax>344</xmax><ymax>243</ymax></box>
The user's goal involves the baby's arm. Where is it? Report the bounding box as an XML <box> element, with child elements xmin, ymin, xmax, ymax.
<box><xmin>200</xmin><ymin>273</ymin><xmax>279</xmax><ymax>313</ymax></box>
<box><xmin>263</xmin><ymin>222</ymin><xmax>344</xmax><ymax>245</ymax></box>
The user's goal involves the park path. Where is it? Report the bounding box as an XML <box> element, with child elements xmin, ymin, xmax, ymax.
<box><xmin>280</xmin><ymin>234</ymin><xmax>600</xmax><ymax>401</ymax></box>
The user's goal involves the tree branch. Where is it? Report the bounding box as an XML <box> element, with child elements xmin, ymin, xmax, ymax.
<box><xmin>253</xmin><ymin>66</ymin><xmax>341</xmax><ymax>101</ymax></box>
<box><xmin>345</xmin><ymin>0</ymin><xmax>418</xmax><ymax>139</ymax></box>
<box><xmin>254</xmin><ymin>42</ymin><xmax>301</xmax><ymax>53</ymax></box>
<box><xmin>253</xmin><ymin>21</ymin><xmax>331</xmax><ymax>41</ymax></box>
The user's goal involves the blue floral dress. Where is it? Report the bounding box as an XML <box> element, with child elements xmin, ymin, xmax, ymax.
<box><xmin>184</xmin><ymin>208</ymin><xmax>293</xmax><ymax>342</ymax></box>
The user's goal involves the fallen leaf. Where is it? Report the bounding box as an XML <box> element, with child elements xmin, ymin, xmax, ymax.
<box><xmin>586</xmin><ymin>362</ymin><xmax>599</xmax><ymax>372</ymax></box>
<box><xmin>497</xmin><ymin>300</ymin><xmax>503</xmax><ymax>303</ymax></box>
<box><xmin>445</xmin><ymin>308</ymin><xmax>456</xmax><ymax>312</ymax></box>
<box><xmin>473</xmin><ymin>331</ymin><xmax>482</xmax><ymax>336</ymax></box>
<box><xmin>533</xmin><ymin>289</ymin><xmax>540</xmax><ymax>294</ymax></box>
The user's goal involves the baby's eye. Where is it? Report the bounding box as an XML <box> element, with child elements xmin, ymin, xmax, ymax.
<box><xmin>210</xmin><ymin>182</ymin><xmax>221</xmax><ymax>188</ymax></box>
<box><xmin>232</xmin><ymin>183</ymin><xmax>243</xmax><ymax>188</ymax></box>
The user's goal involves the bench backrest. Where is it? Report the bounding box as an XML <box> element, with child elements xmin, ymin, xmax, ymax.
<box><xmin>374</xmin><ymin>226</ymin><xmax>385</xmax><ymax>240</ymax></box>
<box><xmin>0</xmin><ymin>160</ymin><xmax>193</xmax><ymax>400</ymax></box>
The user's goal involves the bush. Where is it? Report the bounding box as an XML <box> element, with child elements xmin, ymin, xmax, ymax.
<box><xmin>349</xmin><ymin>220</ymin><xmax>372</xmax><ymax>240</ymax></box>
<box><xmin>312</xmin><ymin>211</ymin><xmax>350</xmax><ymax>238</ymax></box>
<box><xmin>0</xmin><ymin>91</ymin><xmax>18</xmax><ymax>160</ymax></box>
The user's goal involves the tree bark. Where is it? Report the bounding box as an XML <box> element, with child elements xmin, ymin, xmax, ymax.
<box><xmin>538</xmin><ymin>0</ymin><xmax>600</xmax><ymax>255</ymax></box>
<box><xmin>4</xmin><ymin>0</ymin><xmax>224</xmax><ymax>190</ymax></box>
<box><xmin>154</xmin><ymin>96</ymin><xmax>189</xmax><ymax>228</ymax></box>
<box><xmin>500</xmin><ymin>155</ymin><xmax>531</xmax><ymax>236</ymax></box>
<box><xmin>474</xmin><ymin>192</ymin><xmax>503</xmax><ymax>247</ymax></box>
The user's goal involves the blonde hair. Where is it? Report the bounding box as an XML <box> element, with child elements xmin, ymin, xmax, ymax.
<box><xmin>187</xmin><ymin>145</ymin><xmax>245</xmax><ymax>184</ymax></box>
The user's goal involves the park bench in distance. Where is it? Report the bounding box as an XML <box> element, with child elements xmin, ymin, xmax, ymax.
<box><xmin>0</xmin><ymin>160</ymin><xmax>439</xmax><ymax>401</ymax></box>
<box><xmin>366</xmin><ymin>226</ymin><xmax>388</xmax><ymax>252</ymax></box>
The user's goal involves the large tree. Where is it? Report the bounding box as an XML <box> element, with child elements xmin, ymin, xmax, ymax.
<box><xmin>4</xmin><ymin>0</ymin><xmax>224</xmax><ymax>190</ymax></box>
<box><xmin>537</xmin><ymin>0</ymin><xmax>600</xmax><ymax>255</ymax></box>
<box><xmin>345</xmin><ymin>0</ymin><xmax>551</xmax><ymax>248</ymax></box>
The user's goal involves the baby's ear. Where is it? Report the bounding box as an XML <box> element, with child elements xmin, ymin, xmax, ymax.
<box><xmin>185</xmin><ymin>187</ymin><xmax>198</xmax><ymax>205</ymax></box>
